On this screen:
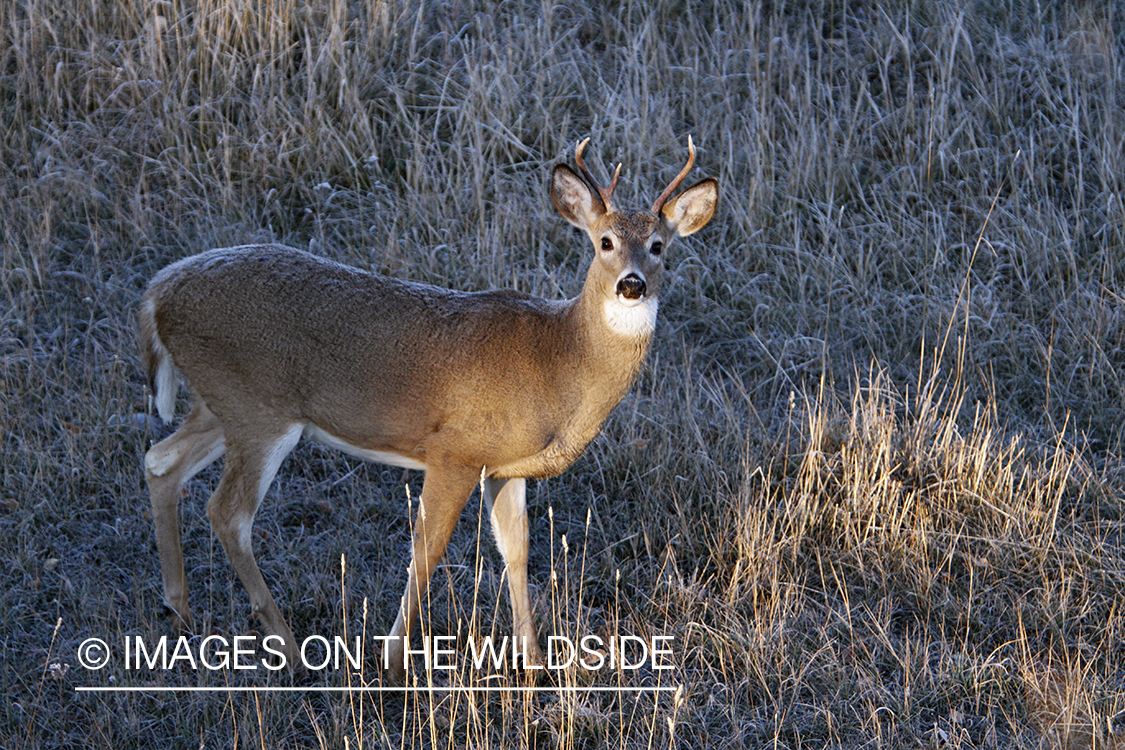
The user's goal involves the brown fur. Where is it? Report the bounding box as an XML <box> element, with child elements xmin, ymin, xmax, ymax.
<box><xmin>138</xmin><ymin>141</ymin><xmax>717</xmax><ymax>681</ymax></box>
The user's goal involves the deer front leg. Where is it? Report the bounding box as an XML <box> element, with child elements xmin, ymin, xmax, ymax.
<box><xmin>483</xmin><ymin>476</ymin><xmax>544</xmax><ymax>670</ymax></box>
<box><xmin>385</xmin><ymin>464</ymin><xmax>479</xmax><ymax>683</ymax></box>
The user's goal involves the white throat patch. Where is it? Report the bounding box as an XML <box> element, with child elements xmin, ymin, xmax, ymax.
<box><xmin>604</xmin><ymin>296</ymin><xmax>658</xmax><ymax>337</ymax></box>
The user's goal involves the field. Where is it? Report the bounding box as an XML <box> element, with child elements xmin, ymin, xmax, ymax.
<box><xmin>2</xmin><ymin>0</ymin><xmax>1124</xmax><ymax>747</ymax></box>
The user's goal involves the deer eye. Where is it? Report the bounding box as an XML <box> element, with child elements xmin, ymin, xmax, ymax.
<box><xmin>600</xmin><ymin>237</ymin><xmax>614</xmax><ymax>251</ymax></box>
<box><xmin>650</xmin><ymin>240</ymin><xmax>664</xmax><ymax>256</ymax></box>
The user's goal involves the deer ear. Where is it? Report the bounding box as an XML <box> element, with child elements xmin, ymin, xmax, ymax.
<box><xmin>552</xmin><ymin>165</ymin><xmax>606</xmax><ymax>230</ymax></box>
<box><xmin>662</xmin><ymin>178</ymin><xmax>718</xmax><ymax>237</ymax></box>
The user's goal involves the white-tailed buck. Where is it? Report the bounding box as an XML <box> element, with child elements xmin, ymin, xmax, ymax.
<box><xmin>138</xmin><ymin>137</ymin><xmax>717</xmax><ymax>681</ymax></box>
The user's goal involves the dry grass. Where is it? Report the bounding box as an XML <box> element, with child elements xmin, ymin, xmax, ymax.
<box><xmin>2</xmin><ymin>0</ymin><xmax>1124</xmax><ymax>747</ymax></box>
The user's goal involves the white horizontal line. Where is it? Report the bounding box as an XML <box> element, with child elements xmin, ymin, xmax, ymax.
<box><xmin>77</xmin><ymin>685</ymin><xmax>679</xmax><ymax>693</ymax></box>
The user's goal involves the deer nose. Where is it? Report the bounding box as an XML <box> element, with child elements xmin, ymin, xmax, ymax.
<box><xmin>616</xmin><ymin>274</ymin><xmax>646</xmax><ymax>300</ymax></box>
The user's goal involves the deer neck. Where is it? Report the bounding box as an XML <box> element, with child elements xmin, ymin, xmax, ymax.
<box><xmin>570</xmin><ymin>269</ymin><xmax>656</xmax><ymax>403</ymax></box>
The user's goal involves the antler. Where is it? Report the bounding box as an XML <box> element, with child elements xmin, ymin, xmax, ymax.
<box><xmin>575</xmin><ymin>137</ymin><xmax>621</xmax><ymax>211</ymax></box>
<box><xmin>650</xmin><ymin>135</ymin><xmax>696</xmax><ymax>213</ymax></box>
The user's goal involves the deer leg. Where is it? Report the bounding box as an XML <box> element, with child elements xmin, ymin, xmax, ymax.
<box><xmin>144</xmin><ymin>401</ymin><xmax>225</xmax><ymax>632</ymax></box>
<box><xmin>483</xmin><ymin>476</ymin><xmax>544</xmax><ymax>669</ymax></box>
<box><xmin>385</xmin><ymin>463</ymin><xmax>479</xmax><ymax>682</ymax></box>
<box><xmin>205</xmin><ymin>424</ymin><xmax>303</xmax><ymax>668</ymax></box>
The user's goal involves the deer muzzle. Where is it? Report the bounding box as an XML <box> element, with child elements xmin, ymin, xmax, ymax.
<box><xmin>616</xmin><ymin>273</ymin><xmax>646</xmax><ymax>301</ymax></box>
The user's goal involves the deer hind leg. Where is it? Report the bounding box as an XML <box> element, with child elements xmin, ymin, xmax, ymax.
<box><xmin>385</xmin><ymin>463</ymin><xmax>480</xmax><ymax>682</ymax></box>
<box><xmin>144</xmin><ymin>401</ymin><xmax>226</xmax><ymax>632</ymax></box>
<box><xmin>483</xmin><ymin>477</ymin><xmax>544</xmax><ymax>669</ymax></box>
<box><xmin>205</xmin><ymin>423</ymin><xmax>304</xmax><ymax>667</ymax></box>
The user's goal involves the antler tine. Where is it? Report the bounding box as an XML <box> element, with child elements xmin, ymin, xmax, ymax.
<box><xmin>651</xmin><ymin>135</ymin><xmax>696</xmax><ymax>213</ymax></box>
<box><xmin>575</xmin><ymin>137</ymin><xmax>619</xmax><ymax>210</ymax></box>
<box><xmin>607</xmin><ymin>162</ymin><xmax>622</xmax><ymax>203</ymax></box>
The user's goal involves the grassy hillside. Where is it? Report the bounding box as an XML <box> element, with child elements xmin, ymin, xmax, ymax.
<box><xmin>2</xmin><ymin>0</ymin><xmax>1123</xmax><ymax>747</ymax></box>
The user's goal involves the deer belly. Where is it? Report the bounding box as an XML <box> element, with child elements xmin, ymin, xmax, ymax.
<box><xmin>303</xmin><ymin>424</ymin><xmax>427</xmax><ymax>471</ymax></box>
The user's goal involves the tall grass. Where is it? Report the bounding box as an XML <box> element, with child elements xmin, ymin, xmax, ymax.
<box><xmin>2</xmin><ymin>0</ymin><xmax>1123</xmax><ymax>747</ymax></box>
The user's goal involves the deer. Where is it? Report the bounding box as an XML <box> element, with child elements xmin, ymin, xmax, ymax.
<box><xmin>138</xmin><ymin>137</ymin><xmax>717</xmax><ymax>682</ymax></box>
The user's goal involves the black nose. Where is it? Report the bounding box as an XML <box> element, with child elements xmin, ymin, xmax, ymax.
<box><xmin>616</xmin><ymin>274</ymin><xmax>646</xmax><ymax>300</ymax></box>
